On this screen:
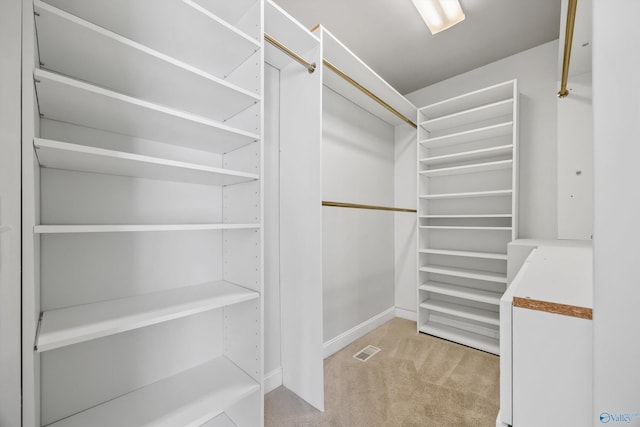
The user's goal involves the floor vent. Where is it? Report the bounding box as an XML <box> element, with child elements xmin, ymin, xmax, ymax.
<box><xmin>353</xmin><ymin>345</ymin><xmax>381</xmax><ymax>362</ymax></box>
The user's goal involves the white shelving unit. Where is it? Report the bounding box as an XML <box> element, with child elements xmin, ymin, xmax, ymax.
<box><xmin>417</xmin><ymin>80</ymin><xmax>518</xmax><ymax>355</ymax></box>
<box><xmin>22</xmin><ymin>0</ymin><xmax>264</xmax><ymax>425</ymax></box>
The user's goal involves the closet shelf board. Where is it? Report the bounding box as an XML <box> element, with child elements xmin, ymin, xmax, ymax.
<box><xmin>420</xmin><ymin>281</ymin><xmax>503</xmax><ymax>305</ymax></box>
<box><xmin>419</xmin><ymin>189</ymin><xmax>513</xmax><ymax>200</ymax></box>
<box><xmin>419</xmin><ymin>226</ymin><xmax>512</xmax><ymax>231</ymax></box>
<box><xmin>34</xmin><ymin>2</ymin><xmax>259</xmax><ymax>122</ymax></box>
<box><xmin>419</xmin><ymin>122</ymin><xmax>513</xmax><ymax>148</ymax></box>
<box><xmin>36</xmin><ymin>280</ymin><xmax>259</xmax><ymax>352</ymax></box>
<box><xmin>420</xmin><ymin>144</ymin><xmax>513</xmax><ymax>166</ymax></box>
<box><xmin>34</xmin><ymin>69</ymin><xmax>259</xmax><ymax>154</ymax></box>
<box><xmin>199</xmin><ymin>413</ymin><xmax>236</xmax><ymax>427</ymax></box>
<box><xmin>420</xmin><ymin>322</ymin><xmax>500</xmax><ymax>354</ymax></box>
<box><xmin>420</xmin><ymin>159</ymin><xmax>512</xmax><ymax>177</ymax></box>
<box><xmin>419</xmin><ymin>80</ymin><xmax>514</xmax><ymax>119</ymax></box>
<box><xmin>190</xmin><ymin>0</ymin><xmax>259</xmax><ymax>26</ymax></box>
<box><xmin>34</xmin><ymin>138</ymin><xmax>259</xmax><ymax>186</ymax></box>
<box><xmin>46</xmin><ymin>356</ymin><xmax>259</xmax><ymax>427</ymax></box>
<box><xmin>420</xmin><ymin>265</ymin><xmax>508</xmax><ymax>283</ymax></box>
<box><xmin>420</xmin><ymin>299</ymin><xmax>499</xmax><ymax>326</ymax></box>
<box><xmin>419</xmin><ymin>248</ymin><xmax>508</xmax><ymax>260</ymax></box>
<box><xmin>419</xmin><ymin>214</ymin><xmax>512</xmax><ymax>219</ymax></box>
<box><xmin>420</xmin><ymin>99</ymin><xmax>513</xmax><ymax>134</ymax></box>
<box><xmin>41</xmin><ymin>0</ymin><xmax>260</xmax><ymax>79</ymax></box>
<box><xmin>34</xmin><ymin>224</ymin><xmax>260</xmax><ymax>234</ymax></box>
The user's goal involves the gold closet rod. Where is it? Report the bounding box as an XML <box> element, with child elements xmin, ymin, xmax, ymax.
<box><xmin>264</xmin><ymin>32</ymin><xmax>317</xmax><ymax>74</ymax></box>
<box><xmin>323</xmin><ymin>201</ymin><xmax>417</xmax><ymax>213</ymax></box>
<box><xmin>558</xmin><ymin>0</ymin><xmax>578</xmax><ymax>98</ymax></box>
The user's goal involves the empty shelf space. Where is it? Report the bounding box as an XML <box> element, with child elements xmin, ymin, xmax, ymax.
<box><xmin>34</xmin><ymin>2</ymin><xmax>259</xmax><ymax>121</ymax></box>
<box><xmin>420</xmin><ymin>122</ymin><xmax>513</xmax><ymax>149</ymax></box>
<box><xmin>420</xmin><ymin>214</ymin><xmax>512</xmax><ymax>219</ymax></box>
<box><xmin>34</xmin><ymin>224</ymin><xmax>259</xmax><ymax>234</ymax></box>
<box><xmin>200</xmin><ymin>413</ymin><xmax>237</xmax><ymax>427</ymax></box>
<box><xmin>419</xmin><ymin>322</ymin><xmax>499</xmax><ymax>355</ymax></box>
<box><xmin>34</xmin><ymin>138</ymin><xmax>258</xmax><ymax>186</ymax></box>
<box><xmin>419</xmin><ymin>80</ymin><xmax>514</xmax><ymax>120</ymax></box>
<box><xmin>34</xmin><ymin>69</ymin><xmax>259</xmax><ymax>154</ymax></box>
<box><xmin>419</xmin><ymin>248</ymin><xmax>508</xmax><ymax>260</ymax></box>
<box><xmin>420</xmin><ymin>226</ymin><xmax>512</xmax><ymax>231</ymax></box>
<box><xmin>420</xmin><ymin>144</ymin><xmax>513</xmax><ymax>166</ymax></box>
<box><xmin>420</xmin><ymin>265</ymin><xmax>507</xmax><ymax>283</ymax></box>
<box><xmin>420</xmin><ymin>159</ymin><xmax>512</xmax><ymax>177</ymax></box>
<box><xmin>420</xmin><ymin>299</ymin><xmax>499</xmax><ymax>326</ymax></box>
<box><xmin>419</xmin><ymin>189</ymin><xmax>513</xmax><ymax>200</ymax></box>
<box><xmin>420</xmin><ymin>281</ymin><xmax>503</xmax><ymax>305</ymax></box>
<box><xmin>47</xmin><ymin>356</ymin><xmax>259</xmax><ymax>427</ymax></box>
<box><xmin>36</xmin><ymin>281</ymin><xmax>258</xmax><ymax>352</ymax></box>
<box><xmin>40</xmin><ymin>0</ymin><xmax>260</xmax><ymax>79</ymax></box>
<box><xmin>420</xmin><ymin>99</ymin><xmax>513</xmax><ymax>134</ymax></box>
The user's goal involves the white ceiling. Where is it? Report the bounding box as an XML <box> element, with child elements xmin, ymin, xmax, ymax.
<box><xmin>274</xmin><ymin>0</ymin><xmax>562</xmax><ymax>94</ymax></box>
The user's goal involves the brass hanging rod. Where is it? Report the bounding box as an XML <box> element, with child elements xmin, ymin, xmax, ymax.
<box><xmin>558</xmin><ymin>0</ymin><xmax>578</xmax><ymax>98</ymax></box>
<box><xmin>323</xmin><ymin>59</ymin><xmax>417</xmax><ymax>128</ymax></box>
<box><xmin>323</xmin><ymin>201</ymin><xmax>417</xmax><ymax>213</ymax></box>
<box><xmin>264</xmin><ymin>32</ymin><xmax>316</xmax><ymax>74</ymax></box>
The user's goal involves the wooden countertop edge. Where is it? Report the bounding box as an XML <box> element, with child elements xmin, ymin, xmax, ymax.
<box><xmin>513</xmin><ymin>296</ymin><xmax>592</xmax><ymax>320</ymax></box>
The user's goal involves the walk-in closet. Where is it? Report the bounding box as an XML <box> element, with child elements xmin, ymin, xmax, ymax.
<box><xmin>1</xmin><ymin>0</ymin><xmax>638</xmax><ymax>426</ymax></box>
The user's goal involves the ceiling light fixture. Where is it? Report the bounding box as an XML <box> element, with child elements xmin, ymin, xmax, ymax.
<box><xmin>412</xmin><ymin>0</ymin><xmax>465</xmax><ymax>34</ymax></box>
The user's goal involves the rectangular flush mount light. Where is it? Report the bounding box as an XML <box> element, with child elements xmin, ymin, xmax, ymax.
<box><xmin>412</xmin><ymin>0</ymin><xmax>465</xmax><ymax>34</ymax></box>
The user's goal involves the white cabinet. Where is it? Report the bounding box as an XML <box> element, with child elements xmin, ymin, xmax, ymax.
<box><xmin>416</xmin><ymin>80</ymin><xmax>518</xmax><ymax>354</ymax></box>
<box><xmin>22</xmin><ymin>0</ymin><xmax>264</xmax><ymax>425</ymax></box>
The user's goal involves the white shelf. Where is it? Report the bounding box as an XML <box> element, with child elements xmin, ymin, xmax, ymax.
<box><xmin>34</xmin><ymin>2</ymin><xmax>259</xmax><ymax>121</ymax></box>
<box><xmin>35</xmin><ymin>138</ymin><xmax>258</xmax><ymax>186</ymax></box>
<box><xmin>420</xmin><ymin>226</ymin><xmax>512</xmax><ymax>231</ymax></box>
<box><xmin>420</xmin><ymin>144</ymin><xmax>514</xmax><ymax>166</ymax></box>
<box><xmin>34</xmin><ymin>224</ymin><xmax>259</xmax><ymax>234</ymax></box>
<box><xmin>34</xmin><ymin>69</ymin><xmax>259</xmax><ymax>154</ymax></box>
<box><xmin>420</xmin><ymin>214</ymin><xmax>512</xmax><ymax>219</ymax></box>
<box><xmin>420</xmin><ymin>281</ymin><xmax>503</xmax><ymax>305</ymax></box>
<box><xmin>419</xmin><ymin>189</ymin><xmax>512</xmax><ymax>200</ymax></box>
<box><xmin>419</xmin><ymin>122</ymin><xmax>513</xmax><ymax>149</ymax></box>
<box><xmin>321</xmin><ymin>27</ymin><xmax>416</xmax><ymax>127</ymax></box>
<box><xmin>420</xmin><ymin>99</ymin><xmax>513</xmax><ymax>134</ymax></box>
<box><xmin>420</xmin><ymin>299</ymin><xmax>499</xmax><ymax>326</ymax></box>
<box><xmin>36</xmin><ymin>280</ymin><xmax>258</xmax><ymax>352</ymax></box>
<box><xmin>419</xmin><ymin>248</ymin><xmax>507</xmax><ymax>260</ymax></box>
<box><xmin>47</xmin><ymin>356</ymin><xmax>259</xmax><ymax>427</ymax></box>
<box><xmin>200</xmin><ymin>413</ymin><xmax>237</xmax><ymax>427</ymax></box>
<box><xmin>419</xmin><ymin>322</ymin><xmax>500</xmax><ymax>355</ymax></box>
<box><xmin>420</xmin><ymin>265</ymin><xmax>508</xmax><ymax>283</ymax></box>
<box><xmin>191</xmin><ymin>0</ymin><xmax>259</xmax><ymax>27</ymax></box>
<box><xmin>41</xmin><ymin>0</ymin><xmax>260</xmax><ymax>79</ymax></box>
<box><xmin>420</xmin><ymin>159</ymin><xmax>512</xmax><ymax>177</ymax></box>
<box><xmin>419</xmin><ymin>80</ymin><xmax>514</xmax><ymax>120</ymax></box>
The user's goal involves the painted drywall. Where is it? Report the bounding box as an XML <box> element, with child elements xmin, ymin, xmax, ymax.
<box><xmin>406</xmin><ymin>40</ymin><xmax>559</xmax><ymax>239</ymax></box>
<box><xmin>263</xmin><ymin>63</ymin><xmax>281</xmax><ymax>379</ymax></box>
<box><xmin>322</xmin><ymin>87</ymin><xmax>395</xmax><ymax>342</ymax></box>
<box><xmin>0</xmin><ymin>0</ymin><xmax>22</xmax><ymax>424</ymax></box>
<box><xmin>593</xmin><ymin>1</ymin><xmax>640</xmax><ymax>423</ymax></box>
<box><xmin>557</xmin><ymin>72</ymin><xmax>593</xmax><ymax>240</ymax></box>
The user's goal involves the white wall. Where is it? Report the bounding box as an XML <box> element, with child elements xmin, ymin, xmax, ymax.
<box><xmin>0</xmin><ymin>0</ymin><xmax>22</xmax><ymax>424</ymax></box>
<box><xmin>593</xmin><ymin>1</ymin><xmax>640</xmax><ymax>423</ymax></box>
<box><xmin>322</xmin><ymin>87</ymin><xmax>396</xmax><ymax>342</ymax></box>
<box><xmin>557</xmin><ymin>72</ymin><xmax>593</xmax><ymax>240</ymax></box>
<box><xmin>406</xmin><ymin>40</ymin><xmax>559</xmax><ymax>239</ymax></box>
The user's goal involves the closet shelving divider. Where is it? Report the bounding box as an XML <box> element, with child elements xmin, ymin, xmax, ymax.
<box><xmin>23</xmin><ymin>0</ymin><xmax>264</xmax><ymax>425</ymax></box>
<box><xmin>417</xmin><ymin>80</ymin><xmax>518</xmax><ymax>355</ymax></box>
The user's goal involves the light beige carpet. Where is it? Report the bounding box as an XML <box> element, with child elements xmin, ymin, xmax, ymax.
<box><xmin>265</xmin><ymin>318</ymin><xmax>499</xmax><ymax>427</ymax></box>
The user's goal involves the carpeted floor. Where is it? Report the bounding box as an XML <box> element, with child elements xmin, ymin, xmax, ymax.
<box><xmin>265</xmin><ymin>318</ymin><xmax>500</xmax><ymax>427</ymax></box>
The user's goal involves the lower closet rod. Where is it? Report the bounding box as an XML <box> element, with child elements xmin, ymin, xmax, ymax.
<box><xmin>264</xmin><ymin>32</ymin><xmax>317</xmax><ymax>74</ymax></box>
<box><xmin>323</xmin><ymin>201</ymin><xmax>416</xmax><ymax>213</ymax></box>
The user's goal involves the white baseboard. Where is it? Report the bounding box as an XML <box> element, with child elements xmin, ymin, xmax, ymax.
<box><xmin>395</xmin><ymin>307</ymin><xmax>416</xmax><ymax>321</ymax></box>
<box><xmin>264</xmin><ymin>367</ymin><xmax>283</xmax><ymax>394</ymax></box>
<box><xmin>323</xmin><ymin>307</ymin><xmax>395</xmax><ymax>359</ymax></box>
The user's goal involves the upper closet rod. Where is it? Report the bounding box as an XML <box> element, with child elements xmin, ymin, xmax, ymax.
<box><xmin>323</xmin><ymin>201</ymin><xmax>417</xmax><ymax>213</ymax></box>
<box><xmin>264</xmin><ymin>32</ymin><xmax>317</xmax><ymax>74</ymax></box>
<box><xmin>558</xmin><ymin>0</ymin><xmax>577</xmax><ymax>98</ymax></box>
